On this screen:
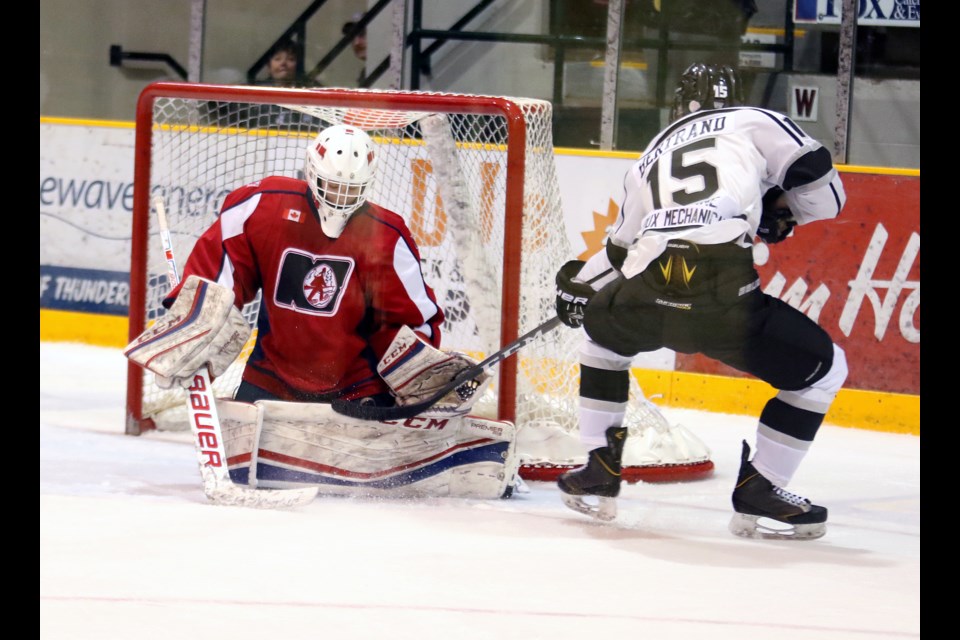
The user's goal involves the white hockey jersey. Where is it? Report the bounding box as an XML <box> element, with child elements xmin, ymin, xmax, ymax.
<box><xmin>577</xmin><ymin>107</ymin><xmax>846</xmax><ymax>284</ymax></box>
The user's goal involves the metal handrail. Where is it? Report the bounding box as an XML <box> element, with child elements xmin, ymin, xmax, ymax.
<box><xmin>245</xmin><ymin>0</ymin><xmax>328</xmax><ymax>84</ymax></box>
<box><xmin>110</xmin><ymin>1</ymin><xmax>793</xmax><ymax>110</ymax></box>
<box><xmin>109</xmin><ymin>44</ymin><xmax>188</xmax><ymax>81</ymax></box>
<box><xmin>305</xmin><ymin>0</ymin><xmax>392</xmax><ymax>86</ymax></box>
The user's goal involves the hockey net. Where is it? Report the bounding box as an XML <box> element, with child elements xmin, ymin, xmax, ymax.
<box><xmin>126</xmin><ymin>82</ymin><xmax>712</xmax><ymax>483</ymax></box>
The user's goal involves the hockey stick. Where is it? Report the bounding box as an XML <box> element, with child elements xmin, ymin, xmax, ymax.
<box><xmin>331</xmin><ymin>264</ymin><xmax>617</xmax><ymax>422</ymax></box>
<box><xmin>153</xmin><ymin>196</ymin><xmax>318</xmax><ymax>508</ymax></box>
<box><xmin>330</xmin><ymin>316</ymin><xmax>564</xmax><ymax>421</ymax></box>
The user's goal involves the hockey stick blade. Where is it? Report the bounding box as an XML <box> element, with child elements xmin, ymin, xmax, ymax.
<box><xmin>331</xmin><ymin>316</ymin><xmax>564</xmax><ymax>421</ymax></box>
<box><xmin>200</xmin><ymin>467</ymin><xmax>319</xmax><ymax>508</ymax></box>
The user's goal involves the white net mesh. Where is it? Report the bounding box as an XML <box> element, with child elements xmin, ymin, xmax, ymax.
<box><xmin>128</xmin><ymin>85</ymin><xmax>711</xmax><ymax>480</ymax></box>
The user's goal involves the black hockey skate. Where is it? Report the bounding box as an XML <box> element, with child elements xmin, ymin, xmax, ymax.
<box><xmin>729</xmin><ymin>440</ymin><xmax>827</xmax><ymax>540</ymax></box>
<box><xmin>557</xmin><ymin>426</ymin><xmax>627</xmax><ymax>522</ymax></box>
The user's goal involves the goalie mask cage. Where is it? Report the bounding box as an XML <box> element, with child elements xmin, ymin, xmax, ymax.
<box><xmin>126</xmin><ymin>82</ymin><xmax>712</xmax><ymax>483</ymax></box>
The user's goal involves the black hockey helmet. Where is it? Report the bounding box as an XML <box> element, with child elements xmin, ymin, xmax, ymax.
<box><xmin>671</xmin><ymin>63</ymin><xmax>744</xmax><ymax>122</ymax></box>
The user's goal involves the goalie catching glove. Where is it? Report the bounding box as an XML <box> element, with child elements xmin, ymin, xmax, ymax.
<box><xmin>124</xmin><ymin>275</ymin><xmax>251</xmax><ymax>389</ymax></box>
<box><xmin>378</xmin><ymin>326</ymin><xmax>491</xmax><ymax>416</ymax></box>
<box><xmin>555</xmin><ymin>260</ymin><xmax>595</xmax><ymax>328</ymax></box>
<box><xmin>757</xmin><ymin>187</ymin><xmax>797</xmax><ymax>245</ymax></box>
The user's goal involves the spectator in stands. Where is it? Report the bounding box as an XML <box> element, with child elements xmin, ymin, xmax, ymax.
<box><xmin>249</xmin><ymin>38</ymin><xmax>319</xmax><ymax>128</ymax></box>
<box><xmin>342</xmin><ymin>13</ymin><xmax>368</xmax><ymax>86</ymax></box>
<box><xmin>259</xmin><ymin>38</ymin><xmax>316</xmax><ymax>88</ymax></box>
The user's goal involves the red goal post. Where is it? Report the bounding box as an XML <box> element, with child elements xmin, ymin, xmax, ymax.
<box><xmin>125</xmin><ymin>81</ymin><xmax>713</xmax><ymax>483</ymax></box>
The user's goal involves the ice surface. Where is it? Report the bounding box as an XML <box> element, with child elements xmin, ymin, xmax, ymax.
<box><xmin>40</xmin><ymin>342</ymin><xmax>920</xmax><ymax>640</ymax></box>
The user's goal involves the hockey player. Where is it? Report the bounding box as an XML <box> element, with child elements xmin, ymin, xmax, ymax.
<box><xmin>553</xmin><ymin>63</ymin><xmax>848</xmax><ymax>538</ymax></box>
<box><xmin>126</xmin><ymin>124</ymin><xmax>515</xmax><ymax>498</ymax></box>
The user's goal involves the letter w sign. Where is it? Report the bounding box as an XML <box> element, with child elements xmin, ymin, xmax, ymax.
<box><xmin>790</xmin><ymin>86</ymin><xmax>819</xmax><ymax>122</ymax></box>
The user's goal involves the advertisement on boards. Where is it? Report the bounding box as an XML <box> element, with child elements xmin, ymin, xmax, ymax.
<box><xmin>794</xmin><ymin>0</ymin><xmax>920</xmax><ymax>27</ymax></box>
<box><xmin>40</xmin><ymin>124</ymin><xmax>920</xmax><ymax>396</ymax></box>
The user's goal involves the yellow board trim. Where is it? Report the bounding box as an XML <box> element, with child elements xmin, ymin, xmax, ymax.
<box><xmin>553</xmin><ymin>145</ymin><xmax>922</xmax><ymax>177</ymax></box>
<box><xmin>40</xmin><ymin>116</ymin><xmax>135</xmax><ymax>129</ymax></box>
<box><xmin>633</xmin><ymin>369</ymin><xmax>919</xmax><ymax>436</ymax></box>
<box><xmin>40</xmin><ymin>309</ymin><xmax>130</xmax><ymax>348</ymax></box>
<box><xmin>41</xmin><ymin>309</ymin><xmax>919</xmax><ymax>437</ymax></box>
<box><xmin>40</xmin><ymin>117</ymin><xmax>921</xmax><ymax>178</ymax></box>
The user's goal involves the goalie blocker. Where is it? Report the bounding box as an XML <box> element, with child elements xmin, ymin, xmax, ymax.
<box><xmin>217</xmin><ymin>399</ymin><xmax>520</xmax><ymax>500</ymax></box>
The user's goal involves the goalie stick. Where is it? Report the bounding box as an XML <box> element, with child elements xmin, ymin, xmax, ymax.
<box><xmin>153</xmin><ymin>196</ymin><xmax>318</xmax><ymax>508</ymax></box>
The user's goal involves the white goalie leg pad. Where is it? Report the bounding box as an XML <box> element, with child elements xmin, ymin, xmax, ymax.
<box><xmin>218</xmin><ymin>399</ymin><xmax>261</xmax><ymax>487</ymax></box>
<box><xmin>124</xmin><ymin>275</ymin><xmax>250</xmax><ymax>389</ymax></box>
<box><xmin>378</xmin><ymin>325</ymin><xmax>491</xmax><ymax>416</ymax></box>
<box><xmin>221</xmin><ymin>400</ymin><xmax>519</xmax><ymax>500</ymax></box>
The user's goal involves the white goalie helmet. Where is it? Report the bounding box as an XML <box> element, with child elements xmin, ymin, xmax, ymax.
<box><xmin>304</xmin><ymin>124</ymin><xmax>377</xmax><ymax>238</ymax></box>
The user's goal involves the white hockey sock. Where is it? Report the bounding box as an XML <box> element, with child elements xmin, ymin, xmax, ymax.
<box><xmin>579</xmin><ymin>404</ymin><xmax>626</xmax><ymax>449</ymax></box>
<box><xmin>751</xmin><ymin>430</ymin><xmax>811</xmax><ymax>488</ymax></box>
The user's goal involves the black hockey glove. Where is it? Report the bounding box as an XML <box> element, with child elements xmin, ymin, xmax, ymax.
<box><xmin>757</xmin><ymin>187</ymin><xmax>797</xmax><ymax>244</ymax></box>
<box><xmin>555</xmin><ymin>260</ymin><xmax>595</xmax><ymax>328</ymax></box>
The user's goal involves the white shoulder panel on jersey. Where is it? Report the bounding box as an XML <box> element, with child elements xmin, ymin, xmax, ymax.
<box><xmin>220</xmin><ymin>192</ymin><xmax>262</xmax><ymax>241</ymax></box>
<box><xmin>784</xmin><ymin>171</ymin><xmax>847</xmax><ymax>225</ymax></box>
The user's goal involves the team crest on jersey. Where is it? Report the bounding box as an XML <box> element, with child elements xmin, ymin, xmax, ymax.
<box><xmin>275</xmin><ymin>249</ymin><xmax>355</xmax><ymax>315</ymax></box>
<box><xmin>657</xmin><ymin>241</ymin><xmax>700</xmax><ymax>290</ymax></box>
<box><xmin>303</xmin><ymin>264</ymin><xmax>338</xmax><ymax>307</ymax></box>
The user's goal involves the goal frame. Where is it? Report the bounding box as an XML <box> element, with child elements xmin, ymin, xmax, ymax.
<box><xmin>126</xmin><ymin>82</ymin><xmax>532</xmax><ymax>435</ymax></box>
<box><xmin>122</xmin><ymin>81</ymin><xmax>714</xmax><ymax>485</ymax></box>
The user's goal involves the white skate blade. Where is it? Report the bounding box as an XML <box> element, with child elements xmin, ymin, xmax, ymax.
<box><xmin>729</xmin><ymin>513</ymin><xmax>826</xmax><ymax>540</ymax></box>
<box><xmin>561</xmin><ymin>493</ymin><xmax>618</xmax><ymax>522</ymax></box>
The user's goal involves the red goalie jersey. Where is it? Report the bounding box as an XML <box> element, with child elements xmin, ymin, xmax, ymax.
<box><xmin>165</xmin><ymin>175</ymin><xmax>445</xmax><ymax>402</ymax></box>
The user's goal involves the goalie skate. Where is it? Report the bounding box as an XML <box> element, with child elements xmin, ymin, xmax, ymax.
<box><xmin>557</xmin><ymin>426</ymin><xmax>626</xmax><ymax>522</ymax></box>
<box><xmin>728</xmin><ymin>440</ymin><xmax>827</xmax><ymax>540</ymax></box>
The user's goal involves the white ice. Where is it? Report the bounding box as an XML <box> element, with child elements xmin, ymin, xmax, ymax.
<box><xmin>40</xmin><ymin>341</ymin><xmax>919</xmax><ymax>640</ymax></box>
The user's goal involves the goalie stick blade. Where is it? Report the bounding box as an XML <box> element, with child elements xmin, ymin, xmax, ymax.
<box><xmin>330</xmin><ymin>396</ymin><xmax>447</xmax><ymax>421</ymax></box>
<box><xmin>200</xmin><ymin>468</ymin><xmax>319</xmax><ymax>509</ymax></box>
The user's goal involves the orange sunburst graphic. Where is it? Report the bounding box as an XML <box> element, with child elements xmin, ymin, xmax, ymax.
<box><xmin>578</xmin><ymin>198</ymin><xmax>620</xmax><ymax>260</ymax></box>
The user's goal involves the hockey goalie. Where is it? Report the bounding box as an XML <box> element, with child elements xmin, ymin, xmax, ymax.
<box><xmin>124</xmin><ymin>124</ymin><xmax>518</xmax><ymax>500</ymax></box>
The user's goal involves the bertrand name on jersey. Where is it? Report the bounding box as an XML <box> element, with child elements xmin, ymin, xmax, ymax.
<box><xmin>636</xmin><ymin>115</ymin><xmax>728</xmax><ymax>180</ymax></box>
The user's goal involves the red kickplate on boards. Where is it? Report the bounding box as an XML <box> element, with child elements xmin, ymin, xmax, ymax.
<box><xmin>519</xmin><ymin>459</ymin><xmax>715</xmax><ymax>484</ymax></box>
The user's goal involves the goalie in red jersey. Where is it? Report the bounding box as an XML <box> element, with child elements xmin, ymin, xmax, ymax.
<box><xmin>125</xmin><ymin>124</ymin><xmax>516</xmax><ymax>499</ymax></box>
